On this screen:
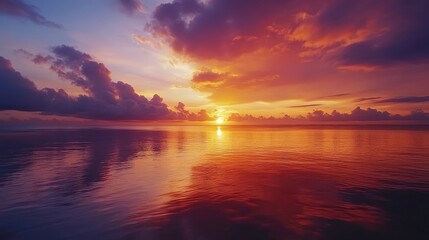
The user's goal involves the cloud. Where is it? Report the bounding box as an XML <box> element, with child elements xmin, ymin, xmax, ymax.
<box><xmin>2</xmin><ymin>50</ymin><xmax>427</xmax><ymax>123</ymax></box>
<box><xmin>118</xmin><ymin>0</ymin><xmax>146</xmax><ymax>16</ymax></box>
<box><xmin>229</xmin><ymin>113</ymin><xmax>292</xmax><ymax>122</ymax></box>
<box><xmin>15</xmin><ymin>49</ymin><xmax>54</xmax><ymax>64</ymax></box>
<box><xmin>0</xmin><ymin>0</ymin><xmax>61</xmax><ymax>28</ymax></box>
<box><xmin>306</xmin><ymin>107</ymin><xmax>393</xmax><ymax>121</ymax></box>
<box><xmin>0</xmin><ymin>46</ymin><xmax>212</xmax><ymax>121</ymax></box>
<box><xmin>0</xmin><ymin>56</ymin><xmax>51</xmax><ymax>112</ymax></box>
<box><xmin>174</xmin><ymin>102</ymin><xmax>211</xmax><ymax>121</ymax></box>
<box><xmin>149</xmin><ymin>0</ymin><xmax>429</xmax><ymax>104</ymax></box>
<box><xmin>335</xmin><ymin>1</ymin><xmax>429</xmax><ymax>66</ymax></box>
<box><xmin>354</xmin><ymin>97</ymin><xmax>381</xmax><ymax>103</ymax></box>
<box><xmin>149</xmin><ymin>0</ymin><xmax>304</xmax><ymax>59</ymax></box>
<box><xmin>376</xmin><ymin>96</ymin><xmax>429</xmax><ymax>104</ymax></box>
<box><xmin>228</xmin><ymin>107</ymin><xmax>429</xmax><ymax>122</ymax></box>
<box><xmin>323</xmin><ymin>93</ymin><xmax>350</xmax><ymax>98</ymax></box>
<box><xmin>132</xmin><ymin>34</ymin><xmax>160</xmax><ymax>48</ymax></box>
<box><xmin>289</xmin><ymin>104</ymin><xmax>323</xmax><ymax>108</ymax></box>
<box><xmin>404</xmin><ymin>109</ymin><xmax>429</xmax><ymax>121</ymax></box>
<box><xmin>150</xmin><ymin>0</ymin><xmax>429</xmax><ymax>65</ymax></box>
<box><xmin>191</xmin><ymin>70</ymin><xmax>227</xmax><ymax>91</ymax></box>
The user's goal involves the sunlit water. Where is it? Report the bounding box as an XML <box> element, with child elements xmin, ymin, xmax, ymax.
<box><xmin>0</xmin><ymin>126</ymin><xmax>428</xmax><ymax>239</ymax></box>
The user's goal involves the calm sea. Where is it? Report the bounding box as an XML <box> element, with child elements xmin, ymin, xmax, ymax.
<box><xmin>0</xmin><ymin>126</ymin><xmax>428</xmax><ymax>239</ymax></box>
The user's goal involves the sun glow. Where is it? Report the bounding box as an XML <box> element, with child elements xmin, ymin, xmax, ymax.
<box><xmin>216</xmin><ymin>117</ymin><xmax>225</xmax><ymax>125</ymax></box>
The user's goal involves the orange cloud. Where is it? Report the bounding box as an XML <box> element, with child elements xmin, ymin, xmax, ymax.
<box><xmin>148</xmin><ymin>0</ymin><xmax>429</xmax><ymax>112</ymax></box>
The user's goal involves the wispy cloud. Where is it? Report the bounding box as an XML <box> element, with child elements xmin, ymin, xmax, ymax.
<box><xmin>376</xmin><ymin>96</ymin><xmax>429</xmax><ymax>103</ymax></box>
<box><xmin>0</xmin><ymin>0</ymin><xmax>61</xmax><ymax>28</ymax></box>
<box><xmin>354</xmin><ymin>97</ymin><xmax>382</xmax><ymax>102</ymax></box>
<box><xmin>117</xmin><ymin>0</ymin><xmax>146</xmax><ymax>16</ymax></box>
<box><xmin>323</xmin><ymin>93</ymin><xmax>350</xmax><ymax>98</ymax></box>
<box><xmin>289</xmin><ymin>104</ymin><xmax>323</xmax><ymax>108</ymax></box>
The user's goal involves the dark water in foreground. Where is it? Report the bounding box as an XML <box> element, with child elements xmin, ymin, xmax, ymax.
<box><xmin>0</xmin><ymin>126</ymin><xmax>428</xmax><ymax>240</ymax></box>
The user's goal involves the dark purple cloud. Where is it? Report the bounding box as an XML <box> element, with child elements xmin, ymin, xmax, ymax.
<box><xmin>306</xmin><ymin>107</ymin><xmax>392</xmax><ymax>121</ymax></box>
<box><xmin>310</xmin><ymin>107</ymin><xmax>429</xmax><ymax>121</ymax></box>
<box><xmin>229</xmin><ymin>107</ymin><xmax>429</xmax><ymax>122</ymax></box>
<box><xmin>118</xmin><ymin>0</ymin><xmax>145</xmax><ymax>15</ymax></box>
<box><xmin>174</xmin><ymin>102</ymin><xmax>211</xmax><ymax>121</ymax></box>
<box><xmin>15</xmin><ymin>49</ymin><xmax>54</xmax><ymax>64</ymax></box>
<box><xmin>0</xmin><ymin>0</ymin><xmax>61</xmax><ymax>28</ymax></box>
<box><xmin>355</xmin><ymin>97</ymin><xmax>381</xmax><ymax>103</ymax></box>
<box><xmin>0</xmin><ymin>46</ymin><xmax>212</xmax><ymax>121</ymax></box>
<box><xmin>404</xmin><ymin>109</ymin><xmax>429</xmax><ymax>121</ymax></box>
<box><xmin>289</xmin><ymin>104</ymin><xmax>323</xmax><ymax>108</ymax></box>
<box><xmin>229</xmin><ymin>113</ymin><xmax>292</xmax><ymax>122</ymax></box>
<box><xmin>32</xmin><ymin>54</ymin><xmax>54</xmax><ymax>64</ymax></box>
<box><xmin>376</xmin><ymin>96</ymin><xmax>429</xmax><ymax>104</ymax></box>
<box><xmin>331</xmin><ymin>0</ymin><xmax>429</xmax><ymax>66</ymax></box>
<box><xmin>323</xmin><ymin>93</ymin><xmax>350</xmax><ymax>98</ymax></box>
<box><xmin>0</xmin><ymin>56</ymin><xmax>50</xmax><ymax>111</ymax></box>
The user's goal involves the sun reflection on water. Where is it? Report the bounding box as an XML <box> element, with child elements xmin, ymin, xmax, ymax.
<box><xmin>217</xmin><ymin>126</ymin><xmax>222</xmax><ymax>137</ymax></box>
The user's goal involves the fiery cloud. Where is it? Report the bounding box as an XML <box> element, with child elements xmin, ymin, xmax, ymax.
<box><xmin>149</xmin><ymin>0</ymin><xmax>429</xmax><ymax>106</ymax></box>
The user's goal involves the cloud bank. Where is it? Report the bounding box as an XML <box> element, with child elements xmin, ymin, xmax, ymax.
<box><xmin>0</xmin><ymin>45</ymin><xmax>210</xmax><ymax>121</ymax></box>
<box><xmin>229</xmin><ymin>107</ymin><xmax>429</xmax><ymax>122</ymax></box>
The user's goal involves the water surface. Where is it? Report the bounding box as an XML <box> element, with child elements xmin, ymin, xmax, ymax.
<box><xmin>1</xmin><ymin>126</ymin><xmax>428</xmax><ymax>239</ymax></box>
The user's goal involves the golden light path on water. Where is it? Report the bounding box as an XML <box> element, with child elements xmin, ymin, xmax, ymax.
<box><xmin>0</xmin><ymin>126</ymin><xmax>428</xmax><ymax>239</ymax></box>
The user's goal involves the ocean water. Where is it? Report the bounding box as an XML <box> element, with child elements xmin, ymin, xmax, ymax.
<box><xmin>0</xmin><ymin>125</ymin><xmax>428</xmax><ymax>240</ymax></box>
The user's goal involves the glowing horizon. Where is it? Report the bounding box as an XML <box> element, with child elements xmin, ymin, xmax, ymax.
<box><xmin>1</xmin><ymin>0</ymin><xmax>429</xmax><ymax>124</ymax></box>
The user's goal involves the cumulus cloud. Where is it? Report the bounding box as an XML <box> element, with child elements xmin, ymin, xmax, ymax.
<box><xmin>306</xmin><ymin>107</ymin><xmax>392</xmax><ymax>121</ymax></box>
<box><xmin>0</xmin><ymin>56</ymin><xmax>53</xmax><ymax>112</ymax></box>
<box><xmin>174</xmin><ymin>102</ymin><xmax>211</xmax><ymax>121</ymax></box>
<box><xmin>0</xmin><ymin>0</ymin><xmax>61</xmax><ymax>28</ymax></box>
<box><xmin>229</xmin><ymin>107</ymin><xmax>429</xmax><ymax>122</ymax></box>
<box><xmin>0</xmin><ymin>46</ymin><xmax>211</xmax><ymax>121</ymax></box>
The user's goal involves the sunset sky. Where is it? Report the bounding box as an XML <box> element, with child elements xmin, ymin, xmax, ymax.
<box><xmin>1</xmin><ymin>0</ymin><xmax>429</xmax><ymax>122</ymax></box>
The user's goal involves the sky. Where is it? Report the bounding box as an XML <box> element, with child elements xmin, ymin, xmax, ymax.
<box><xmin>0</xmin><ymin>0</ymin><xmax>429</xmax><ymax>123</ymax></box>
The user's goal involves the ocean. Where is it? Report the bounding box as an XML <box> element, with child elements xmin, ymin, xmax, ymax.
<box><xmin>0</xmin><ymin>125</ymin><xmax>428</xmax><ymax>239</ymax></box>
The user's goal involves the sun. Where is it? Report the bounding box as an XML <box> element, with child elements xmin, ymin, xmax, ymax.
<box><xmin>215</xmin><ymin>117</ymin><xmax>225</xmax><ymax>125</ymax></box>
